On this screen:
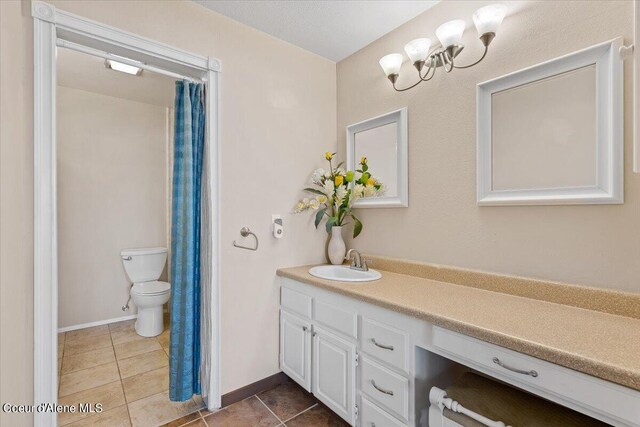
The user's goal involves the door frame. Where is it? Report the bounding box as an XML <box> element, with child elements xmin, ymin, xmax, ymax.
<box><xmin>31</xmin><ymin>2</ymin><xmax>222</xmax><ymax>424</ymax></box>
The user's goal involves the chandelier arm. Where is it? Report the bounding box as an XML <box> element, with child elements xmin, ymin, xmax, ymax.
<box><xmin>393</xmin><ymin>58</ymin><xmax>440</xmax><ymax>91</ymax></box>
<box><xmin>420</xmin><ymin>60</ymin><xmax>437</xmax><ymax>82</ymax></box>
<box><xmin>392</xmin><ymin>78</ymin><xmax>425</xmax><ymax>92</ymax></box>
<box><xmin>441</xmin><ymin>53</ymin><xmax>454</xmax><ymax>73</ymax></box>
<box><xmin>453</xmin><ymin>45</ymin><xmax>489</xmax><ymax>69</ymax></box>
<box><xmin>419</xmin><ymin>58</ymin><xmax>435</xmax><ymax>80</ymax></box>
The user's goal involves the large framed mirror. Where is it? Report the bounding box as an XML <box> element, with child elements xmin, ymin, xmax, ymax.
<box><xmin>477</xmin><ymin>38</ymin><xmax>623</xmax><ymax>206</ymax></box>
<box><xmin>346</xmin><ymin>108</ymin><xmax>408</xmax><ymax>208</ymax></box>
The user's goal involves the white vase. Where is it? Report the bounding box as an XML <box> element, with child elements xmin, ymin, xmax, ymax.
<box><xmin>328</xmin><ymin>226</ymin><xmax>346</xmax><ymax>265</ymax></box>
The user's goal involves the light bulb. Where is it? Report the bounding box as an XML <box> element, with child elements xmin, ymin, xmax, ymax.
<box><xmin>379</xmin><ymin>53</ymin><xmax>403</xmax><ymax>77</ymax></box>
<box><xmin>473</xmin><ymin>4</ymin><xmax>507</xmax><ymax>36</ymax></box>
<box><xmin>104</xmin><ymin>59</ymin><xmax>142</xmax><ymax>76</ymax></box>
<box><xmin>435</xmin><ymin>20</ymin><xmax>466</xmax><ymax>49</ymax></box>
<box><xmin>404</xmin><ymin>38</ymin><xmax>432</xmax><ymax>64</ymax></box>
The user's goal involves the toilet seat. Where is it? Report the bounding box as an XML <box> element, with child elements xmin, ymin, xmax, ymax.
<box><xmin>131</xmin><ymin>280</ymin><xmax>171</xmax><ymax>296</ymax></box>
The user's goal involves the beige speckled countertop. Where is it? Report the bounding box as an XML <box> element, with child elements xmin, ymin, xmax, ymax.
<box><xmin>277</xmin><ymin>264</ymin><xmax>640</xmax><ymax>391</ymax></box>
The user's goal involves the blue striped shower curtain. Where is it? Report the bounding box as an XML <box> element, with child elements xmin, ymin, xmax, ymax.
<box><xmin>170</xmin><ymin>81</ymin><xmax>205</xmax><ymax>401</ymax></box>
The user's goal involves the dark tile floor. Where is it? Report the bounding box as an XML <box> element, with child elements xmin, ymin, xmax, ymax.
<box><xmin>163</xmin><ymin>380</ymin><xmax>349</xmax><ymax>427</ymax></box>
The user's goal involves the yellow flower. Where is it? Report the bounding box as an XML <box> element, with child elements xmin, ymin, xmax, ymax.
<box><xmin>367</xmin><ymin>178</ymin><xmax>375</xmax><ymax>186</ymax></box>
<box><xmin>325</xmin><ymin>152</ymin><xmax>334</xmax><ymax>161</ymax></box>
<box><xmin>335</xmin><ymin>175</ymin><xmax>344</xmax><ymax>186</ymax></box>
<box><xmin>360</xmin><ymin>156</ymin><xmax>368</xmax><ymax>165</ymax></box>
<box><xmin>316</xmin><ymin>195</ymin><xmax>328</xmax><ymax>204</ymax></box>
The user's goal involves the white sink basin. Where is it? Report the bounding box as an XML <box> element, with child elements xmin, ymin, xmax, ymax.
<box><xmin>308</xmin><ymin>265</ymin><xmax>382</xmax><ymax>282</ymax></box>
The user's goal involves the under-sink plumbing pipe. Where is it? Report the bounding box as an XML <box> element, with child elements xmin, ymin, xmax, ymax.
<box><xmin>429</xmin><ymin>387</ymin><xmax>511</xmax><ymax>427</ymax></box>
<box><xmin>121</xmin><ymin>284</ymin><xmax>133</xmax><ymax>311</ymax></box>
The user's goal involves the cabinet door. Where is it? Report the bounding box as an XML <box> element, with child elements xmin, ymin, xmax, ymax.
<box><xmin>280</xmin><ymin>310</ymin><xmax>311</xmax><ymax>392</ymax></box>
<box><xmin>312</xmin><ymin>325</ymin><xmax>357</xmax><ymax>426</ymax></box>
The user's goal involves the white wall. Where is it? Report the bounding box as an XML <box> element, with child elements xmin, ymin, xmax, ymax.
<box><xmin>57</xmin><ymin>86</ymin><xmax>169</xmax><ymax>328</ymax></box>
<box><xmin>337</xmin><ymin>0</ymin><xmax>640</xmax><ymax>293</ymax></box>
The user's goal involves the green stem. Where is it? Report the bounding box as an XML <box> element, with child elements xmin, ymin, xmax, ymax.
<box><xmin>328</xmin><ymin>157</ymin><xmax>335</xmax><ymax>180</ymax></box>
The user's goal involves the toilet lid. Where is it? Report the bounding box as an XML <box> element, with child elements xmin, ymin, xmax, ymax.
<box><xmin>131</xmin><ymin>281</ymin><xmax>171</xmax><ymax>295</ymax></box>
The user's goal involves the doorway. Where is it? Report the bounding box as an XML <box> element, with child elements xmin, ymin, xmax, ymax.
<box><xmin>32</xmin><ymin>2</ymin><xmax>221</xmax><ymax>425</ymax></box>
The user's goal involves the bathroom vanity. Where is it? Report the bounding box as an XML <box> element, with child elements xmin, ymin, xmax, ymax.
<box><xmin>277</xmin><ymin>262</ymin><xmax>640</xmax><ymax>427</ymax></box>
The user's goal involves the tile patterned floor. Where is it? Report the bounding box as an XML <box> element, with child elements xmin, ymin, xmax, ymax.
<box><xmin>57</xmin><ymin>318</ymin><xmax>201</xmax><ymax>427</ymax></box>
<box><xmin>200</xmin><ymin>381</ymin><xmax>350</xmax><ymax>427</ymax></box>
<box><xmin>58</xmin><ymin>321</ymin><xmax>347</xmax><ymax>427</ymax></box>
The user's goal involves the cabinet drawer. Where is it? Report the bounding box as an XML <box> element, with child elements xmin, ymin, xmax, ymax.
<box><xmin>432</xmin><ymin>327</ymin><xmax>640</xmax><ymax>427</ymax></box>
<box><xmin>314</xmin><ymin>298</ymin><xmax>357</xmax><ymax>339</ymax></box>
<box><xmin>360</xmin><ymin>356</ymin><xmax>409</xmax><ymax>421</ymax></box>
<box><xmin>360</xmin><ymin>397</ymin><xmax>407</xmax><ymax>427</ymax></box>
<box><xmin>281</xmin><ymin>287</ymin><xmax>312</xmax><ymax>319</ymax></box>
<box><xmin>361</xmin><ymin>317</ymin><xmax>408</xmax><ymax>372</ymax></box>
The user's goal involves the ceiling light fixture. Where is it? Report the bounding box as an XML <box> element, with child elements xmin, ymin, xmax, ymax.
<box><xmin>104</xmin><ymin>58</ymin><xmax>143</xmax><ymax>76</ymax></box>
<box><xmin>380</xmin><ymin>4</ymin><xmax>507</xmax><ymax>92</ymax></box>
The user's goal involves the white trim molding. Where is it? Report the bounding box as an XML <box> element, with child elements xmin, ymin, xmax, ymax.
<box><xmin>57</xmin><ymin>314</ymin><xmax>138</xmax><ymax>333</ymax></box>
<box><xmin>346</xmin><ymin>108</ymin><xmax>409</xmax><ymax>208</ymax></box>
<box><xmin>31</xmin><ymin>1</ymin><xmax>220</xmax><ymax>73</ymax></box>
<box><xmin>476</xmin><ymin>38</ymin><xmax>624</xmax><ymax>206</ymax></box>
<box><xmin>31</xmin><ymin>3</ymin><xmax>222</xmax><ymax>424</ymax></box>
<box><xmin>33</xmin><ymin>7</ymin><xmax>58</xmax><ymax>422</ymax></box>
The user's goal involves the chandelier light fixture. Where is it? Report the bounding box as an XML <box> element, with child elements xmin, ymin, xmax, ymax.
<box><xmin>379</xmin><ymin>4</ymin><xmax>507</xmax><ymax>92</ymax></box>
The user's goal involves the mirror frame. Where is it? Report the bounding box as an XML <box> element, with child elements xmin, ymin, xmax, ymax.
<box><xmin>476</xmin><ymin>38</ymin><xmax>623</xmax><ymax>206</ymax></box>
<box><xmin>346</xmin><ymin>107</ymin><xmax>408</xmax><ymax>208</ymax></box>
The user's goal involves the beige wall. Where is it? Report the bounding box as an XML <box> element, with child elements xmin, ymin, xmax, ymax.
<box><xmin>57</xmin><ymin>86</ymin><xmax>169</xmax><ymax>328</ymax></box>
<box><xmin>0</xmin><ymin>2</ymin><xmax>34</xmax><ymax>426</ymax></box>
<box><xmin>338</xmin><ymin>0</ymin><xmax>640</xmax><ymax>293</ymax></box>
<box><xmin>0</xmin><ymin>1</ymin><xmax>335</xmax><ymax>424</ymax></box>
<box><xmin>5</xmin><ymin>1</ymin><xmax>636</xmax><ymax>425</ymax></box>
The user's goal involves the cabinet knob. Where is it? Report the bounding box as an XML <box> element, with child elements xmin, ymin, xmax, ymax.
<box><xmin>302</xmin><ymin>326</ymin><xmax>308</xmax><ymax>332</ymax></box>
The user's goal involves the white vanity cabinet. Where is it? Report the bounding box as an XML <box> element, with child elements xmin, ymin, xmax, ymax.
<box><xmin>280</xmin><ymin>310</ymin><xmax>312</xmax><ymax>392</ymax></box>
<box><xmin>280</xmin><ymin>282</ymin><xmax>409</xmax><ymax>426</ymax></box>
<box><xmin>279</xmin><ymin>277</ymin><xmax>640</xmax><ymax>427</ymax></box>
<box><xmin>312</xmin><ymin>325</ymin><xmax>357</xmax><ymax>424</ymax></box>
<box><xmin>280</xmin><ymin>286</ymin><xmax>360</xmax><ymax>425</ymax></box>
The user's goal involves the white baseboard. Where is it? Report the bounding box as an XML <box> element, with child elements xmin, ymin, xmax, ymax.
<box><xmin>58</xmin><ymin>314</ymin><xmax>138</xmax><ymax>333</ymax></box>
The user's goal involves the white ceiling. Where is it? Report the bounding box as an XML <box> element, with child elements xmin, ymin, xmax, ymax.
<box><xmin>57</xmin><ymin>47</ymin><xmax>176</xmax><ymax>108</ymax></box>
<box><xmin>194</xmin><ymin>0</ymin><xmax>440</xmax><ymax>62</ymax></box>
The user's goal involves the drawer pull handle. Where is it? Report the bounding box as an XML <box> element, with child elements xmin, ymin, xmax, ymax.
<box><xmin>371</xmin><ymin>379</ymin><xmax>394</xmax><ymax>396</ymax></box>
<box><xmin>492</xmin><ymin>357</ymin><xmax>538</xmax><ymax>377</ymax></box>
<box><xmin>371</xmin><ymin>338</ymin><xmax>394</xmax><ymax>351</ymax></box>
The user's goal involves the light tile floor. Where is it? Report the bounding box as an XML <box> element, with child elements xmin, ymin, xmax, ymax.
<box><xmin>58</xmin><ymin>320</ymin><xmax>347</xmax><ymax>427</ymax></box>
<box><xmin>57</xmin><ymin>317</ymin><xmax>201</xmax><ymax>427</ymax></box>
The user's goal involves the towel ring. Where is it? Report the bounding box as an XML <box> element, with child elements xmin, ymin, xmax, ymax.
<box><xmin>233</xmin><ymin>227</ymin><xmax>259</xmax><ymax>251</ymax></box>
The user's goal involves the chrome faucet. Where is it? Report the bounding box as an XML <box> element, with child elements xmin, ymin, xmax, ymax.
<box><xmin>346</xmin><ymin>249</ymin><xmax>369</xmax><ymax>271</ymax></box>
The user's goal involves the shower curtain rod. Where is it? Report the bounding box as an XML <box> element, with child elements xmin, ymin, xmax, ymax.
<box><xmin>56</xmin><ymin>39</ymin><xmax>202</xmax><ymax>83</ymax></box>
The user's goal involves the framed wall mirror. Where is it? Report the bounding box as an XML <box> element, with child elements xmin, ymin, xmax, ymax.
<box><xmin>346</xmin><ymin>107</ymin><xmax>408</xmax><ymax>208</ymax></box>
<box><xmin>476</xmin><ymin>38</ymin><xmax>623</xmax><ymax>206</ymax></box>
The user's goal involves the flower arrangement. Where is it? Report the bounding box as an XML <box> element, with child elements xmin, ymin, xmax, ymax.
<box><xmin>294</xmin><ymin>152</ymin><xmax>385</xmax><ymax>238</ymax></box>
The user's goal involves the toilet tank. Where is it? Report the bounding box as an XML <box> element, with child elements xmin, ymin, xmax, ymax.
<box><xmin>121</xmin><ymin>247</ymin><xmax>167</xmax><ymax>283</ymax></box>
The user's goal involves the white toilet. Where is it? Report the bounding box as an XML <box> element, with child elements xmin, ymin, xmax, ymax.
<box><xmin>120</xmin><ymin>247</ymin><xmax>171</xmax><ymax>337</ymax></box>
